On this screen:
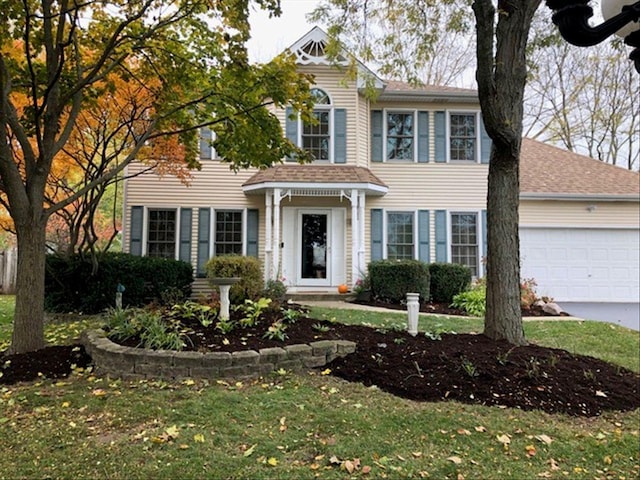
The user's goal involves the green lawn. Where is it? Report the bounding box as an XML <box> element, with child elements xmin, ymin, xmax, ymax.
<box><xmin>0</xmin><ymin>297</ymin><xmax>638</xmax><ymax>479</ymax></box>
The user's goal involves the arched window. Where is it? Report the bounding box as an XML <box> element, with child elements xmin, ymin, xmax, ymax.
<box><xmin>302</xmin><ymin>88</ymin><xmax>332</xmax><ymax>161</ymax></box>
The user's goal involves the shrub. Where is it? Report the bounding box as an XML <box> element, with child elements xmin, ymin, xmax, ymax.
<box><xmin>205</xmin><ymin>255</ymin><xmax>263</xmax><ymax>304</ymax></box>
<box><xmin>428</xmin><ymin>263</ymin><xmax>472</xmax><ymax>303</ymax></box>
<box><xmin>262</xmin><ymin>278</ymin><xmax>288</xmax><ymax>304</ymax></box>
<box><xmin>451</xmin><ymin>282</ymin><xmax>486</xmax><ymax>317</ymax></box>
<box><xmin>45</xmin><ymin>253</ymin><xmax>193</xmax><ymax>314</ymax></box>
<box><xmin>368</xmin><ymin>260</ymin><xmax>430</xmax><ymax>304</ymax></box>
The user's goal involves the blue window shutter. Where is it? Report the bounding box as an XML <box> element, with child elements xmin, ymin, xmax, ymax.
<box><xmin>481</xmin><ymin>209</ymin><xmax>487</xmax><ymax>274</ymax></box>
<box><xmin>179</xmin><ymin>208</ymin><xmax>192</xmax><ymax>263</ymax></box>
<box><xmin>370</xmin><ymin>208</ymin><xmax>383</xmax><ymax>261</ymax></box>
<box><xmin>417</xmin><ymin>111</ymin><xmax>430</xmax><ymax>163</ymax></box>
<box><xmin>435</xmin><ymin>210</ymin><xmax>447</xmax><ymax>262</ymax></box>
<box><xmin>247</xmin><ymin>209</ymin><xmax>259</xmax><ymax>258</ymax></box>
<box><xmin>434</xmin><ymin>111</ymin><xmax>446</xmax><ymax>163</ymax></box>
<box><xmin>197</xmin><ymin>208</ymin><xmax>210</xmax><ymax>277</ymax></box>
<box><xmin>480</xmin><ymin>115</ymin><xmax>492</xmax><ymax>164</ymax></box>
<box><xmin>418</xmin><ymin>210</ymin><xmax>430</xmax><ymax>262</ymax></box>
<box><xmin>129</xmin><ymin>206</ymin><xmax>143</xmax><ymax>256</ymax></box>
<box><xmin>199</xmin><ymin>127</ymin><xmax>212</xmax><ymax>160</ymax></box>
<box><xmin>333</xmin><ymin>108</ymin><xmax>347</xmax><ymax>164</ymax></box>
<box><xmin>371</xmin><ymin>110</ymin><xmax>383</xmax><ymax>162</ymax></box>
<box><xmin>285</xmin><ymin>107</ymin><xmax>298</xmax><ymax>162</ymax></box>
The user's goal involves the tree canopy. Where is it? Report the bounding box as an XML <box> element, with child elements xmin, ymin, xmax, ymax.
<box><xmin>0</xmin><ymin>0</ymin><xmax>314</xmax><ymax>354</ymax></box>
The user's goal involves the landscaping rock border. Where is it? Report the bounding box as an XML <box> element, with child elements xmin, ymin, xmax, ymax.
<box><xmin>80</xmin><ymin>329</ymin><xmax>356</xmax><ymax>381</ymax></box>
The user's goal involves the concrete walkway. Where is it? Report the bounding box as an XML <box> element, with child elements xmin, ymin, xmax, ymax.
<box><xmin>299</xmin><ymin>300</ymin><xmax>579</xmax><ymax>322</ymax></box>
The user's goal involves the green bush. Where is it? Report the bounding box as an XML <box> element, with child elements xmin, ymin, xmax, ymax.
<box><xmin>45</xmin><ymin>253</ymin><xmax>193</xmax><ymax>313</ymax></box>
<box><xmin>368</xmin><ymin>260</ymin><xmax>430</xmax><ymax>304</ymax></box>
<box><xmin>428</xmin><ymin>263</ymin><xmax>472</xmax><ymax>303</ymax></box>
<box><xmin>205</xmin><ymin>255</ymin><xmax>263</xmax><ymax>304</ymax></box>
<box><xmin>262</xmin><ymin>279</ymin><xmax>288</xmax><ymax>304</ymax></box>
<box><xmin>104</xmin><ymin>307</ymin><xmax>188</xmax><ymax>351</ymax></box>
<box><xmin>451</xmin><ymin>283</ymin><xmax>486</xmax><ymax>317</ymax></box>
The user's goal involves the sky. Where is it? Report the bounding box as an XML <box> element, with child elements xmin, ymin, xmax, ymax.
<box><xmin>247</xmin><ymin>0</ymin><xmax>321</xmax><ymax>63</ymax></box>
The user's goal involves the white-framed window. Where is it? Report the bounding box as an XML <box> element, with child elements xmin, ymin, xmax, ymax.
<box><xmin>448</xmin><ymin>112</ymin><xmax>480</xmax><ymax>162</ymax></box>
<box><xmin>450</xmin><ymin>212</ymin><xmax>479</xmax><ymax>276</ymax></box>
<box><xmin>147</xmin><ymin>208</ymin><xmax>177</xmax><ymax>259</ymax></box>
<box><xmin>301</xmin><ymin>88</ymin><xmax>332</xmax><ymax>161</ymax></box>
<box><xmin>386</xmin><ymin>211</ymin><xmax>415</xmax><ymax>260</ymax></box>
<box><xmin>214</xmin><ymin>210</ymin><xmax>243</xmax><ymax>255</ymax></box>
<box><xmin>199</xmin><ymin>127</ymin><xmax>217</xmax><ymax>160</ymax></box>
<box><xmin>386</xmin><ymin>110</ymin><xmax>415</xmax><ymax>161</ymax></box>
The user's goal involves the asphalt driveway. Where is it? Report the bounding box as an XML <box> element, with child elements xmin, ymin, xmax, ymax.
<box><xmin>558</xmin><ymin>302</ymin><xmax>640</xmax><ymax>331</ymax></box>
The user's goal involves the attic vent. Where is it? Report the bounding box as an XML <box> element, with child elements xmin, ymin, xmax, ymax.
<box><xmin>296</xmin><ymin>39</ymin><xmax>327</xmax><ymax>63</ymax></box>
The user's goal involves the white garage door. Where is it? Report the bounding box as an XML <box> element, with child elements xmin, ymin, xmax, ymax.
<box><xmin>520</xmin><ymin>228</ymin><xmax>640</xmax><ymax>302</ymax></box>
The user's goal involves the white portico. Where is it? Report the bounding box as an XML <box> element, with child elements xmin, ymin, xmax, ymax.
<box><xmin>242</xmin><ymin>165</ymin><xmax>387</xmax><ymax>290</ymax></box>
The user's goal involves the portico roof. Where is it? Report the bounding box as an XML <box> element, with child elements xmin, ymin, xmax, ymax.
<box><xmin>242</xmin><ymin>164</ymin><xmax>388</xmax><ymax>196</ymax></box>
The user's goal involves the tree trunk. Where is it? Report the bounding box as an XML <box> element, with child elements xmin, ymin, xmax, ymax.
<box><xmin>483</xmin><ymin>145</ymin><xmax>526</xmax><ymax>346</ymax></box>
<box><xmin>9</xmin><ymin>218</ymin><xmax>47</xmax><ymax>354</ymax></box>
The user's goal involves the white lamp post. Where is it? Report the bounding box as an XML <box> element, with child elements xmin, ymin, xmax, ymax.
<box><xmin>546</xmin><ymin>0</ymin><xmax>640</xmax><ymax>73</ymax></box>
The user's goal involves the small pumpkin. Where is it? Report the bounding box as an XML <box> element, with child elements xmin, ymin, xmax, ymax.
<box><xmin>337</xmin><ymin>284</ymin><xmax>349</xmax><ymax>294</ymax></box>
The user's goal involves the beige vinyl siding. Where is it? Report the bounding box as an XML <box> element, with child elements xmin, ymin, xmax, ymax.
<box><xmin>355</xmin><ymin>92</ymin><xmax>370</xmax><ymax>167</ymax></box>
<box><xmin>369</xmin><ymin>164</ymin><xmax>488</xmax><ymax>208</ymax></box>
<box><xmin>520</xmin><ymin>200</ymin><xmax>640</xmax><ymax>228</ymax></box>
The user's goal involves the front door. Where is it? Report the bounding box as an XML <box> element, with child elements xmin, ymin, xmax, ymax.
<box><xmin>281</xmin><ymin>207</ymin><xmax>346</xmax><ymax>288</ymax></box>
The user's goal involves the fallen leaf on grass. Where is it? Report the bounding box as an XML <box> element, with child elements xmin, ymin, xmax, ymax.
<box><xmin>447</xmin><ymin>456</ymin><xmax>463</xmax><ymax>465</ymax></box>
<box><xmin>267</xmin><ymin>457</ymin><xmax>278</xmax><ymax>466</ymax></box>
<box><xmin>412</xmin><ymin>451</ymin><xmax>423</xmax><ymax>458</ymax></box>
<box><xmin>165</xmin><ymin>425</ymin><xmax>179</xmax><ymax>439</ymax></box>
<box><xmin>525</xmin><ymin>445</ymin><xmax>537</xmax><ymax>456</ymax></box>
<box><xmin>595</xmin><ymin>390</ymin><xmax>608</xmax><ymax>398</ymax></box>
<box><xmin>320</xmin><ymin>368</ymin><xmax>331</xmax><ymax>375</ymax></box>
<box><xmin>91</xmin><ymin>389</ymin><xmax>106</xmax><ymax>397</ymax></box>
<box><xmin>457</xmin><ymin>429</ymin><xmax>472</xmax><ymax>436</ymax></box>
<box><xmin>535</xmin><ymin>434</ymin><xmax>553</xmax><ymax>445</ymax></box>
<box><xmin>243</xmin><ymin>444</ymin><xmax>257</xmax><ymax>457</ymax></box>
<box><xmin>496</xmin><ymin>434</ymin><xmax>511</xmax><ymax>445</ymax></box>
<box><xmin>475</xmin><ymin>426</ymin><xmax>487</xmax><ymax>432</ymax></box>
<box><xmin>550</xmin><ymin>458</ymin><xmax>560</xmax><ymax>471</ymax></box>
<box><xmin>193</xmin><ymin>433</ymin><xmax>205</xmax><ymax>443</ymax></box>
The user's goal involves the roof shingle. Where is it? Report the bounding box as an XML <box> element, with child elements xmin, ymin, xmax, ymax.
<box><xmin>520</xmin><ymin>138</ymin><xmax>639</xmax><ymax>197</ymax></box>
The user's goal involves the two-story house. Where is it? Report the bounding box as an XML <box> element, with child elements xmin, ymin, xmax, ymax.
<box><xmin>122</xmin><ymin>27</ymin><xmax>640</xmax><ymax>304</ymax></box>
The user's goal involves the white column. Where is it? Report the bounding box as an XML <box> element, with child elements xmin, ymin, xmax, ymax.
<box><xmin>406</xmin><ymin>292</ymin><xmax>420</xmax><ymax>336</ymax></box>
<box><xmin>264</xmin><ymin>191</ymin><xmax>273</xmax><ymax>282</ymax></box>
<box><xmin>351</xmin><ymin>189</ymin><xmax>359</xmax><ymax>287</ymax></box>
<box><xmin>273</xmin><ymin>188</ymin><xmax>281</xmax><ymax>279</ymax></box>
<box><xmin>358</xmin><ymin>191</ymin><xmax>366</xmax><ymax>278</ymax></box>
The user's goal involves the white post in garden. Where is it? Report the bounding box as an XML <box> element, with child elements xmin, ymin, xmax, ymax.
<box><xmin>219</xmin><ymin>284</ymin><xmax>232</xmax><ymax>320</ymax></box>
<box><xmin>406</xmin><ymin>292</ymin><xmax>420</xmax><ymax>336</ymax></box>
<box><xmin>210</xmin><ymin>278</ymin><xmax>240</xmax><ymax>321</ymax></box>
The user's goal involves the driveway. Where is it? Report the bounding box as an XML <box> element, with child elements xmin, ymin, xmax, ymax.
<box><xmin>558</xmin><ymin>302</ymin><xmax>640</xmax><ymax>331</ymax></box>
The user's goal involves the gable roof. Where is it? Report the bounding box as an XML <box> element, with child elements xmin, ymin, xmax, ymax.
<box><xmin>520</xmin><ymin>138</ymin><xmax>639</xmax><ymax>200</ymax></box>
<box><xmin>287</xmin><ymin>27</ymin><xmax>385</xmax><ymax>91</ymax></box>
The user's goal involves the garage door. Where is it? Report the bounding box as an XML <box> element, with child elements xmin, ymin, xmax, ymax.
<box><xmin>520</xmin><ymin>228</ymin><xmax>640</xmax><ymax>302</ymax></box>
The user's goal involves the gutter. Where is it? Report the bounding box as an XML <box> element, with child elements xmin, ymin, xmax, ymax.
<box><xmin>520</xmin><ymin>192</ymin><xmax>640</xmax><ymax>202</ymax></box>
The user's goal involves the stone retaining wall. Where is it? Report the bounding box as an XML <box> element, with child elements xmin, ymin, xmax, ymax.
<box><xmin>80</xmin><ymin>329</ymin><xmax>356</xmax><ymax>381</ymax></box>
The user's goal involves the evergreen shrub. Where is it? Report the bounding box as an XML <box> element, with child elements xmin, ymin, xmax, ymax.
<box><xmin>428</xmin><ymin>263</ymin><xmax>472</xmax><ymax>303</ymax></box>
<box><xmin>368</xmin><ymin>260</ymin><xmax>430</xmax><ymax>304</ymax></box>
<box><xmin>45</xmin><ymin>253</ymin><xmax>193</xmax><ymax>313</ymax></box>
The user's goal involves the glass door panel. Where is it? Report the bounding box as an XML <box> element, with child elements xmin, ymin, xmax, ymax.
<box><xmin>301</xmin><ymin>213</ymin><xmax>328</xmax><ymax>280</ymax></box>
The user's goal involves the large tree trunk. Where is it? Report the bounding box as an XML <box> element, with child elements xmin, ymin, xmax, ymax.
<box><xmin>483</xmin><ymin>145</ymin><xmax>526</xmax><ymax>345</ymax></box>
<box><xmin>9</xmin><ymin>218</ymin><xmax>47</xmax><ymax>354</ymax></box>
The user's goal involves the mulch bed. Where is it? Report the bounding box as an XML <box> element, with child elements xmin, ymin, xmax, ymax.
<box><xmin>1</xmin><ymin>303</ymin><xmax>638</xmax><ymax>417</ymax></box>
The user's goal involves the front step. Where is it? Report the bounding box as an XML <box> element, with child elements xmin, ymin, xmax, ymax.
<box><xmin>285</xmin><ymin>292</ymin><xmax>355</xmax><ymax>302</ymax></box>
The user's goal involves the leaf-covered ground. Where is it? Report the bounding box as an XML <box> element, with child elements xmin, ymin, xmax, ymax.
<box><xmin>1</xmin><ymin>307</ymin><xmax>638</xmax><ymax>418</ymax></box>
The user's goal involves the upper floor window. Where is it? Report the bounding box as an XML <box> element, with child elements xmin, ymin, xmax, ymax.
<box><xmin>147</xmin><ymin>209</ymin><xmax>177</xmax><ymax>259</ymax></box>
<box><xmin>302</xmin><ymin>88</ymin><xmax>332</xmax><ymax>161</ymax></box>
<box><xmin>387</xmin><ymin>211</ymin><xmax>414</xmax><ymax>260</ymax></box>
<box><xmin>199</xmin><ymin>127</ymin><xmax>217</xmax><ymax>160</ymax></box>
<box><xmin>450</xmin><ymin>113</ymin><xmax>477</xmax><ymax>162</ymax></box>
<box><xmin>286</xmin><ymin>88</ymin><xmax>346</xmax><ymax>164</ymax></box>
<box><xmin>386</xmin><ymin>112</ymin><xmax>414</xmax><ymax>161</ymax></box>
